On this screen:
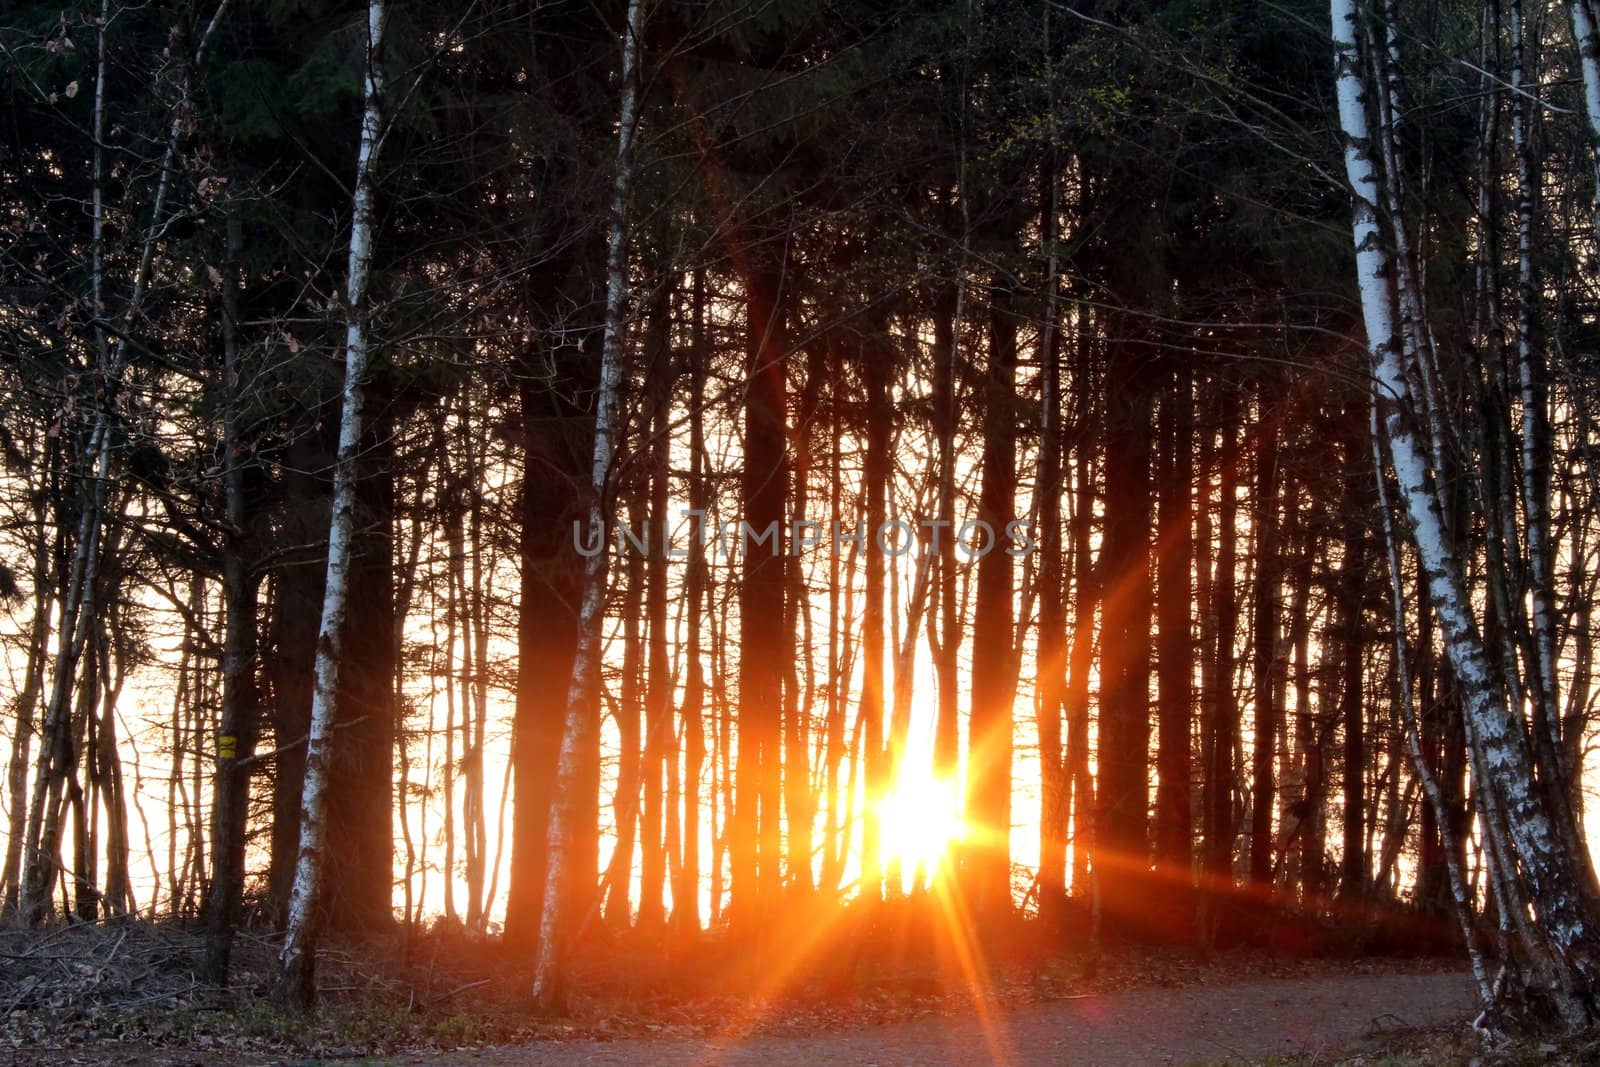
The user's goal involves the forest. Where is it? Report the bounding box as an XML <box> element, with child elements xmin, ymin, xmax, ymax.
<box><xmin>4</xmin><ymin>0</ymin><xmax>1600</xmax><ymax>1057</ymax></box>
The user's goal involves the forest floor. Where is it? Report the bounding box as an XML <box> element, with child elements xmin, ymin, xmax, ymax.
<box><xmin>402</xmin><ymin>971</ymin><xmax>1478</xmax><ymax>1066</ymax></box>
<box><xmin>0</xmin><ymin>918</ymin><xmax>1582</xmax><ymax>1065</ymax></box>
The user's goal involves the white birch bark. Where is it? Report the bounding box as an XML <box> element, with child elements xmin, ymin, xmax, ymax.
<box><xmin>530</xmin><ymin>0</ymin><xmax>644</xmax><ymax>1013</ymax></box>
<box><xmin>1510</xmin><ymin>0</ymin><xmax>1564</xmax><ymax>773</ymax></box>
<box><xmin>1373</xmin><ymin>1</ymin><xmax>1450</xmax><ymax>479</ymax></box>
<box><xmin>275</xmin><ymin>0</ymin><xmax>386</xmax><ymax>1006</ymax></box>
<box><xmin>1567</xmin><ymin>0</ymin><xmax>1600</xmax><ymax>242</ymax></box>
<box><xmin>1331</xmin><ymin>0</ymin><xmax>1600</xmax><ymax>1025</ymax></box>
<box><xmin>1370</xmin><ymin>405</ymin><xmax>1492</xmax><ymax>1012</ymax></box>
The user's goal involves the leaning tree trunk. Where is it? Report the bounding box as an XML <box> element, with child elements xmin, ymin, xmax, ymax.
<box><xmin>531</xmin><ymin>0</ymin><xmax>643</xmax><ymax>1013</ymax></box>
<box><xmin>1508</xmin><ymin>0</ymin><xmax>1585</xmax><ymax>867</ymax></box>
<box><xmin>1330</xmin><ymin>0</ymin><xmax>1600</xmax><ymax>1025</ymax></box>
<box><xmin>1371</xmin><ymin>405</ymin><xmax>1494</xmax><ymax>1012</ymax></box>
<box><xmin>274</xmin><ymin>0</ymin><xmax>386</xmax><ymax>1007</ymax></box>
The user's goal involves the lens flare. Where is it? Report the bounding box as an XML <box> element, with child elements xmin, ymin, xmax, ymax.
<box><xmin>876</xmin><ymin>770</ymin><xmax>964</xmax><ymax>887</ymax></box>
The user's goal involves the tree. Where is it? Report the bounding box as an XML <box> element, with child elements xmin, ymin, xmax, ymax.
<box><xmin>1330</xmin><ymin>0</ymin><xmax>1600</xmax><ymax>1024</ymax></box>
<box><xmin>275</xmin><ymin>0</ymin><xmax>388</xmax><ymax>1007</ymax></box>
<box><xmin>530</xmin><ymin>0</ymin><xmax>644</xmax><ymax>1013</ymax></box>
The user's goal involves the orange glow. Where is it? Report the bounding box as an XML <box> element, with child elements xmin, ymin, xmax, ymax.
<box><xmin>875</xmin><ymin>769</ymin><xmax>964</xmax><ymax>891</ymax></box>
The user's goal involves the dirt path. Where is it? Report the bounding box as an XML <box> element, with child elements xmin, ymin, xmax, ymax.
<box><xmin>401</xmin><ymin>970</ymin><xmax>1474</xmax><ymax>1066</ymax></box>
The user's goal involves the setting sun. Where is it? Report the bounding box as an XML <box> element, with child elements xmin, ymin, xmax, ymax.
<box><xmin>876</xmin><ymin>772</ymin><xmax>965</xmax><ymax>890</ymax></box>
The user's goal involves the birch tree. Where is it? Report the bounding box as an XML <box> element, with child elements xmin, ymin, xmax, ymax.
<box><xmin>275</xmin><ymin>0</ymin><xmax>387</xmax><ymax>1007</ymax></box>
<box><xmin>530</xmin><ymin>0</ymin><xmax>644</xmax><ymax>1014</ymax></box>
<box><xmin>1371</xmin><ymin>405</ymin><xmax>1493</xmax><ymax>1012</ymax></box>
<box><xmin>1330</xmin><ymin>0</ymin><xmax>1600</xmax><ymax>1025</ymax></box>
<box><xmin>1566</xmin><ymin>0</ymin><xmax>1600</xmax><ymax>242</ymax></box>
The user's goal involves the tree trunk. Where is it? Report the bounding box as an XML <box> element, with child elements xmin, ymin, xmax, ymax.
<box><xmin>1</xmin><ymin>477</ymin><xmax>54</xmax><ymax>916</ymax></box>
<box><xmin>1204</xmin><ymin>389</ymin><xmax>1241</xmax><ymax>890</ymax></box>
<box><xmin>204</xmin><ymin>208</ymin><xmax>262</xmax><ymax>983</ymax></box>
<box><xmin>1098</xmin><ymin>301</ymin><xmax>1154</xmax><ymax>933</ymax></box>
<box><xmin>640</xmin><ymin>282</ymin><xmax>674</xmax><ymax>932</ymax></box>
<box><xmin>733</xmin><ymin>244</ymin><xmax>788</xmax><ymax>929</ymax></box>
<box><xmin>676</xmin><ymin>265</ymin><xmax>710</xmax><ymax>935</ymax></box>
<box><xmin>861</xmin><ymin>327</ymin><xmax>889</xmax><ymax>903</ymax></box>
<box><xmin>329</xmin><ymin>404</ymin><xmax>397</xmax><ymax>933</ymax></box>
<box><xmin>931</xmin><ymin>283</ymin><xmax>962</xmax><ymax>786</ymax></box>
<box><xmin>1248</xmin><ymin>392</ymin><xmax>1281</xmax><ymax>889</ymax></box>
<box><xmin>531</xmin><ymin>0</ymin><xmax>642</xmax><ymax>1009</ymax></box>
<box><xmin>1331</xmin><ymin>0</ymin><xmax>1600</xmax><ymax>1021</ymax></box>
<box><xmin>504</xmin><ymin>344</ymin><xmax>588</xmax><ymax>948</ymax></box>
<box><xmin>1337</xmin><ymin>416</ymin><xmax>1369</xmax><ymax>903</ymax></box>
<box><xmin>1286</xmin><ymin>501</ymin><xmax>1319</xmax><ymax>901</ymax></box>
<box><xmin>967</xmin><ymin>272</ymin><xmax>1017</xmax><ymax>920</ymax></box>
<box><xmin>275</xmin><ymin>0</ymin><xmax>386</xmax><ymax>1005</ymax></box>
<box><xmin>1155</xmin><ymin>364</ymin><xmax>1193</xmax><ymax>893</ymax></box>
<box><xmin>1065</xmin><ymin>320</ymin><xmax>1099</xmax><ymax>901</ymax></box>
<box><xmin>603</xmin><ymin>489</ymin><xmax>645</xmax><ymax>927</ymax></box>
<box><xmin>1372</xmin><ymin>408</ymin><xmax>1494</xmax><ymax>1010</ymax></box>
<box><xmin>785</xmin><ymin>336</ymin><xmax>824</xmax><ymax>899</ymax></box>
<box><xmin>1565</xmin><ymin>0</ymin><xmax>1600</xmax><ymax>243</ymax></box>
<box><xmin>1036</xmin><ymin>155</ymin><xmax>1069</xmax><ymax>926</ymax></box>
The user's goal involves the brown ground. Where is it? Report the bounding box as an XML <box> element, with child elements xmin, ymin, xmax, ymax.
<box><xmin>398</xmin><ymin>970</ymin><xmax>1476</xmax><ymax>1066</ymax></box>
<box><xmin>0</xmin><ymin>922</ymin><xmax>1487</xmax><ymax>1066</ymax></box>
